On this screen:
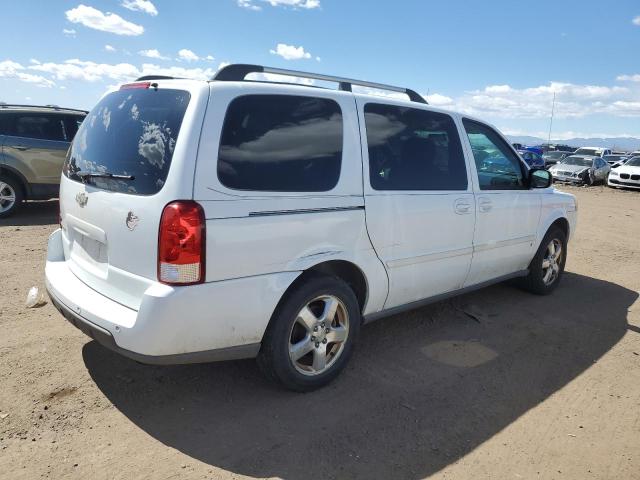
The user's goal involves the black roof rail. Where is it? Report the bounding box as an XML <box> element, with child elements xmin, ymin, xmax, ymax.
<box><xmin>212</xmin><ymin>64</ymin><xmax>428</xmax><ymax>104</ymax></box>
<box><xmin>134</xmin><ymin>75</ymin><xmax>181</xmax><ymax>81</ymax></box>
<box><xmin>0</xmin><ymin>103</ymin><xmax>88</xmax><ymax>114</ymax></box>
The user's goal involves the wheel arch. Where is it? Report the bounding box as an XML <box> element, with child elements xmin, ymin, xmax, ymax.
<box><xmin>270</xmin><ymin>260</ymin><xmax>370</xmax><ymax>325</ymax></box>
<box><xmin>0</xmin><ymin>165</ymin><xmax>29</xmax><ymax>197</ymax></box>
<box><xmin>549</xmin><ymin>216</ymin><xmax>570</xmax><ymax>239</ymax></box>
<box><xmin>306</xmin><ymin>260</ymin><xmax>369</xmax><ymax>313</ymax></box>
<box><xmin>536</xmin><ymin>209</ymin><xmax>571</xmax><ymax>251</ymax></box>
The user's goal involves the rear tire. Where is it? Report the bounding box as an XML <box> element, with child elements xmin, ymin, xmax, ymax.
<box><xmin>519</xmin><ymin>227</ymin><xmax>567</xmax><ymax>295</ymax></box>
<box><xmin>0</xmin><ymin>175</ymin><xmax>23</xmax><ymax>218</ymax></box>
<box><xmin>257</xmin><ymin>274</ymin><xmax>361</xmax><ymax>392</ymax></box>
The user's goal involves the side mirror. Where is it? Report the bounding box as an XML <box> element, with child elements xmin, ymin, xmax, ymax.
<box><xmin>529</xmin><ymin>168</ymin><xmax>552</xmax><ymax>189</ymax></box>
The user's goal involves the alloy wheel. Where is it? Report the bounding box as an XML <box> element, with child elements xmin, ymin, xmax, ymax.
<box><xmin>288</xmin><ymin>295</ymin><xmax>350</xmax><ymax>376</ymax></box>
<box><xmin>0</xmin><ymin>182</ymin><xmax>16</xmax><ymax>214</ymax></box>
<box><xmin>541</xmin><ymin>238</ymin><xmax>562</xmax><ymax>286</ymax></box>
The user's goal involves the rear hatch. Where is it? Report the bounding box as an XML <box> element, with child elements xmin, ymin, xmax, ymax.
<box><xmin>59</xmin><ymin>81</ymin><xmax>206</xmax><ymax>310</ymax></box>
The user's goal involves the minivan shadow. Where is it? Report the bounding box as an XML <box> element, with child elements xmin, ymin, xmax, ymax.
<box><xmin>0</xmin><ymin>200</ymin><xmax>58</xmax><ymax>227</ymax></box>
<box><xmin>83</xmin><ymin>273</ymin><xmax>637</xmax><ymax>480</ymax></box>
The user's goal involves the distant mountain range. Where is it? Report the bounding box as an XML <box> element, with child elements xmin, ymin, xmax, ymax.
<box><xmin>507</xmin><ymin>135</ymin><xmax>640</xmax><ymax>151</ymax></box>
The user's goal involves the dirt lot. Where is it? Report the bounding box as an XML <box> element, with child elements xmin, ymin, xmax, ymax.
<box><xmin>0</xmin><ymin>185</ymin><xmax>639</xmax><ymax>480</ymax></box>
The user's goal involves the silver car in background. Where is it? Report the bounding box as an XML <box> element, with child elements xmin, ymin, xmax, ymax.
<box><xmin>548</xmin><ymin>155</ymin><xmax>611</xmax><ymax>185</ymax></box>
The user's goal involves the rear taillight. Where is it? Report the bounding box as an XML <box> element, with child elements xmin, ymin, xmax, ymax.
<box><xmin>158</xmin><ymin>201</ymin><xmax>205</xmax><ymax>285</ymax></box>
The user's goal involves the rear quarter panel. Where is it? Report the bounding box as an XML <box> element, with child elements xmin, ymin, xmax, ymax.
<box><xmin>193</xmin><ymin>82</ymin><xmax>388</xmax><ymax>315</ymax></box>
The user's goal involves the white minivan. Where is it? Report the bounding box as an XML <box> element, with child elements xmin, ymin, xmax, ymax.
<box><xmin>46</xmin><ymin>64</ymin><xmax>577</xmax><ymax>391</ymax></box>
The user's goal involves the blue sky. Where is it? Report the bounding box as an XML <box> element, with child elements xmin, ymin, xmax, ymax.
<box><xmin>2</xmin><ymin>0</ymin><xmax>639</xmax><ymax>139</ymax></box>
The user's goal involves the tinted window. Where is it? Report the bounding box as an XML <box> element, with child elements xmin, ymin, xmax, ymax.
<box><xmin>563</xmin><ymin>156</ymin><xmax>592</xmax><ymax>167</ymax></box>
<box><xmin>64</xmin><ymin>88</ymin><xmax>190</xmax><ymax>195</ymax></box>
<box><xmin>14</xmin><ymin>114</ymin><xmax>67</xmax><ymax>141</ymax></box>
<box><xmin>0</xmin><ymin>114</ymin><xmax>10</xmax><ymax>135</ymax></box>
<box><xmin>64</xmin><ymin>115</ymin><xmax>85</xmax><ymax>140</ymax></box>
<box><xmin>463</xmin><ymin>119</ymin><xmax>525</xmax><ymax>190</ymax></box>
<box><xmin>364</xmin><ymin>104</ymin><xmax>467</xmax><ymax>191</ymax></box>
<box><xmin>218</xmin><ymin>95</ymin><xmax>343</xmax><ymax>192</ymax></box>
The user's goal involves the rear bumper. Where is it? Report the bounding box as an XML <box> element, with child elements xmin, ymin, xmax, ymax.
<box><xmin>45</xmin><ymin>229</ymin><xmax>299</xmax><ymax>364</ymax></box>
<box><xmin>47</xmin><ymin>290</ymin><xmax>260</xmax><ymax>364</ymax></box>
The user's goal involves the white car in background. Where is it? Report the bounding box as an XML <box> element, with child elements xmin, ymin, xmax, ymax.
<box><xmin>608</xmin><ymin>157</ymin><xmax>640</xmax><ymax>190</ymax></box>
<box><xmin>573</xmin><ymin>147</ymin><xmax>611</xmax><ymax>158</ymax></box>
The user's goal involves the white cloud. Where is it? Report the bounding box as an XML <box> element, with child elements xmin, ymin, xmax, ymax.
<box><xmin>0</xmin><ymin>60</ymin><xmax>55</xmax><ymax>87</ymax></box>
<box><xmin>178</xmin><ymin>49</ymin><xmax>199</xmax><ymax>62</ymax></box>
<box><xmin>15</xmin><ymin>58</ymin><xmax>227</xmax><ymax>86</ymax></box>
<box><xmin>504</xmin><ymin>129</ymin><xmax>640</xmax><ymax>141</ymax></box>
<box><xmin>139</xmin><ymin>49</ymin><xmax>168</xmax><ymax>60</ymax></box>
<box><xmin>205</xmin><ymin>55</ymin><xmax>215</xmax><ymax>61</ymax></box>
<box><xmin>65</xmin><ymin>4</ymin><xmax>144</xmax><ymax>36</ymax></box>
<box><xmin>30</xmin><ymin>59</ymin><xmax>140</xmax><ymax>83</ymax></box>
<box><xmin>617</xmin><ymin>74</ymin><xmax>640</xmax><ymax>82</ymax></box>
<box><xmin>454</xmin><ymin>81</ymin><xmax>639</xmax><ymax>119</ymax></box>
<box><xmin>633</xmin><ymin>16</ymin><xmax>640</xmax><ymax>26</ymax></box>
<box><xmin>270</xmin><ymin>43</ymin><xmax>312</xmax><ymax>60</ymax></box>
<box><xmin>238</xmin><ymin>0</ymin><xmax>320</xmax><ymax>10</ymax></box>
<box><xmin>105</xmin><ymin>44</ymin><xmax>116</xmax><ymax>52</ymax></box>
<box><xmin>238</xmin><ymin>0</ymin><xmax>262</xmax><ymax>10</ymax></box>
<box><xmin>426</xmin><ymin>93</ymin><xmax>454</xmax><ymax>106</ymax></box>
<box><xmin>121</xmin><ymin>0</ymin><xmax>158</xmax><ymax>16</ymax></box>
<box><xmin>139</xmin><ymin>63</ymin><xmax>216</xmax><ymax>80</ymax></box>
<box><xmin>247</xmin><ymin>71</ymin><xmax>315</xmax><ymax>86</ymax></box>
<box><xmin>63</xmin><ymin>28</ymin><xmax>77</xmax><ymax>37</ymax></box>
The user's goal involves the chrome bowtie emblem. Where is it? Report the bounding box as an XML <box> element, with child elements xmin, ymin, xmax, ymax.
<box><xmin>75</xmin><ymin>192</ymin><xmax>88</xmax><ymax>207</ymax></box>
<box><xmin>126</xmin><ymin>211</ymin><xmax>139</xmax><ymax>231</ymax></box>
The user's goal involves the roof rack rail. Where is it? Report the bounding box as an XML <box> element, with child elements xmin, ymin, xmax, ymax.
<box><xmin>134</xmin><ymin>75</ymin><xmax>180</xmax><ymax>81</ymax></box>
<box><xmin>0</xmin><ymin>103</ymin><xmax>88</xmax><ymax>114</ymax></box>
<box><xmin>212</xmin><ymin>64</ymin><xmax>428</xmax><ymax>104</ymax></box>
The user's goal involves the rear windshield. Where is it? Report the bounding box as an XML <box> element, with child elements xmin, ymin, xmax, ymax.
<box><xmin>64</xmin><ymin>88</ymin><xmax>190</xmax><ymax>195</ymax></box>
<box><xmin>574</xmin><ymin>148</ymin><xmax>599</xmax><ymax>156</ymax></box>
<box><xmin>562</xmin><ymin>156</ymin><xmax>592</xmax><ymax>167</ymax></box>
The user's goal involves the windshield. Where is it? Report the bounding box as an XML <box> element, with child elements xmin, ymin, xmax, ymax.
<box><xmin>561</xmin><ymin>156</ymin><xmax>593</xmax><ymax>167</ymax></box>
<box><xmin>603</xmin><ymin>155</ymin><xmax>624</xmax><ymax>162</ymax></box>
<box><xmin>64</xmin><ymin>88</ymin><xmax>190</xmax><ymax>195</ymax></box>
<box><xmin>574</xmin><ymin>148</ymin><xmax>600</xmax><ymax>156</ymax></box>
<box><xmin>626</xmin><ymin>157</ymin><xmax>640</xmax><ymax>167</ymax></box>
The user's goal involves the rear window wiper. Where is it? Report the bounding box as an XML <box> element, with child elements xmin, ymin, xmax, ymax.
<box><xmin>77</xmin><ymin>171</ymin><xmax>135</xmax><ymax>183</ymax></box>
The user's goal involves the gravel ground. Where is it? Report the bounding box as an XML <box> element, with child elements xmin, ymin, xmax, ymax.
<box><xmin>0</xmin><ymin>185</ymin><xmax>639</xmax><ymax>480</ymax></box>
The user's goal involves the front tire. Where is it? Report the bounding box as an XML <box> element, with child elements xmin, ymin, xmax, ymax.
<box><xmin>519</xmin><ymin>227</ymin><xmax>567</xmax><ymax>295</ymax></box>
<box><xmin>0</xmin><ymin>175</ymin><xmax>23</xmax><ymax>218</ymax></box>
<box><xmin>258</xmin><ymin>274</ymin><xmax>361</xmax><ymax>392</ymax></box>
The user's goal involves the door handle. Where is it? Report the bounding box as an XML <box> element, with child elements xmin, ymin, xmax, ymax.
<box><xmin>13</xmin><ymin>145</ymin><xmax>29</xmax><ymax>151</ymax></box>
<box><xmin>478</xmin><ymin>197</ymin><xmax>492</xmax><ymax>213</ymax></box>
<box><xmin>454</xmin><ymin>198</ymin><xmax>472</xmax><ymax>215</ymax></box>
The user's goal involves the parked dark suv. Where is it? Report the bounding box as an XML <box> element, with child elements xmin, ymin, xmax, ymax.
<box><xmin>0</xmin><ymin>104</ymin><xmax>87</xmax><ymax>217</ymax></box>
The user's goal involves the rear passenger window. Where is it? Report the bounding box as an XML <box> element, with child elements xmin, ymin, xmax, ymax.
<box><xmin>14</xmin><ymin>114</ymin><xmax>67</xmax><ymax>141</ymax></box>
<box><xmin>218</xmin><ymin>95</ymin><xmax>343</xmax><ymax>192</ymax></box>
<box><xmin>363</xmin><ymin>103</ymin><xmax>467</xmax><ymax>191</ymax></box>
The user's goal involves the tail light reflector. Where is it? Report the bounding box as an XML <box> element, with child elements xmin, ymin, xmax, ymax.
<box><xmin>158</xmin><ymin>201</ymin><xmax>205</xmax><ymax>285</ymax></box>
